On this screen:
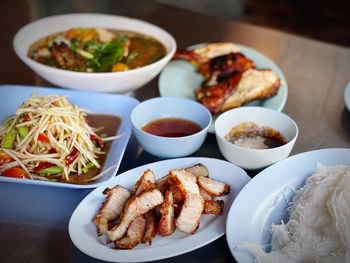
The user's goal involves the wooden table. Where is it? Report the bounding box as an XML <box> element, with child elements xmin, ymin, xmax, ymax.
<box><xmin>1</xmin><ymin>1</ymin><xmax>350</xmax><ymax>263</ymax></box>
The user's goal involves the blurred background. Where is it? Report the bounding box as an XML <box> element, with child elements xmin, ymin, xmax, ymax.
<box><xmin>1</xmin><ymin>0</ymin><xmax>349</xmax><ymax>87</ymax></box>
<box><xmin>10</xmin><ymin>0</ymin><xmax>349</xmax><ymax>48</ymax></box>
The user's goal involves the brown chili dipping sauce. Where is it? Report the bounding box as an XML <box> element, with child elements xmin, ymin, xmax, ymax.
<box><xmin>142</xmin><ymin>118</ymin><xmax>202</xmax><ymax>137</ymax></box>
<box><xmin>224</xmin><ymin>121</ymin><xmax>287</xmax><ymax>149</ymax></box>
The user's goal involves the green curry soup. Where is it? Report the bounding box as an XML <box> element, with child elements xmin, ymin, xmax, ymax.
<box><xmin>28</xmin><ymin>28</ymin><xmax>166</xmax><ymax>73</ymax></box>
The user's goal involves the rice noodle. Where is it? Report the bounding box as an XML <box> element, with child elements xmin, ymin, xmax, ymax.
<box><xmin>0</xmin><ymin>93</ymin><xmax>119</xmax><ymax>182</ymax></box>
<box><xmin>237</xmin><ymin>163</ymin><xmax>350</xmax><ymax>263</ymax></box>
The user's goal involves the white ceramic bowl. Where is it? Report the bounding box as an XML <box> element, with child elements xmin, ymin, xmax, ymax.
<box><xmin>13</xmin><ymin>13</ymin><xmax>176</xmax><ymax>93</ymax></box>
<box><xmin>215</xmin><ymin>107</ymin><xmax>298</xmax><ymax>170</ymax></box>
<box><xmin>131</xmin><ymin>97</ymin><xmax>212</xmax><ymax>158</ymax></box>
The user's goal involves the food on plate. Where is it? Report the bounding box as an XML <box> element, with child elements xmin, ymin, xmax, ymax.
<box><xmin>173</xmin><ymin>42</ymin><xmax>281</xmax><ymax>114</ymax></box>
<box><xmin>176</xmin><ymin>192</ymin><xmax>204</xmax><ymax>234</ymax></box>
<box><xmin>237</xmin><ymin>163</ymin><xmax>350</xmax><ymax>263</ymax></box>
<box><xmin>197</xmin><ymin>175</ymin><xmax>231</xmax><ymax>196</ymax></box>
<box><xmin>93</xmin><ymin>163</ymin><xmax>230</xmax><ymax>249</ymax></box>
<box><xmin>185</xmin><ymin>163</ymin><xmax>209</xmax><ymax>178</ymax></box>
<box><xmin>93</xmin><ymin>185</ymin><xmax>131</xmax><ymax>235</ymax></box>
<box><xmin>202</xmin><ymin>199</ymin><xmax>224</xmax><ymax>215</ymax></box>
<box><xmin>169</xmin><ymin>168</ymin><xmax>204</xmax><ymax>234</ymax></box>
<box><xmin>142</xmin><ymin>117</ymin><xmax>202</xmax><ymax>137</ymax></box>
<box><xmin>0</xmin><ymin>93</ymin><xmax>121</xmax><ymax>184</ymax></box>
<box><xmin>157</xmin><ymin>190</ymin><xmax>176</xmax><ymax>236</ymax></box>
<box><xmin>115</xmin><ymin>215</ymin><xmax>147</xmax><ymax>249</ymax></box>
<box><xmin>173</xmin><ymin>42</ymin><xmax>241</xmax><ymax>65</ymax></box>
<box><xmin>28</xmin><ymin>27</ymin><xmax>166</xmax><ymax>73</ymax></box>
<box><xmin>224</xmin><ymin>121</ymin><xmax>287</xmax><ymax>149</ymax></box>
<box><xmin>108</xmin><ymin>188</ymin><xmax>164</xmax><ymax>242</ymax></box>
<box><xmin>142</xmin><ymin>211</ymin><xmax>157</xmax><ymax>245</ymax></box>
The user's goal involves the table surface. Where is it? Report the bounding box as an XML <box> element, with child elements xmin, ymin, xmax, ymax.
<box><xmin>1</xmin><ymin>1</ymin><xmax>350</xmax><ymax>263</ymax></box>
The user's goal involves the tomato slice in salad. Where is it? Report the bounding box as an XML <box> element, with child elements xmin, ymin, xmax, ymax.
<box><xmin>0</xmin><ymin>150</ymin><xmax>13</xmax><ymax>165</ymax></box>
<box><xmin>38</xmin><ymin>133</ymin><xmax>50</xmax><ymax>143</ymax></box>
<box><xmin>1</xmin><ymin>167</ymin><xmax>29</xmax><ymax>179</ymax></box>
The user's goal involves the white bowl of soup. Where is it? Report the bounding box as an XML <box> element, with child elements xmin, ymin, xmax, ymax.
<box><xmin>131</xmin><ymin>97</ymin><xmax>212</xmax><ymax>158</ymax></box>
<box><xmin>13</xmin><ymin>13</ymin><xmax>176</xmax><ymax>93</ymax></box>
<box><xmin>215</xmin><ymin>107</ymin><xmax>298</xmax><ymax>170</ymax></box>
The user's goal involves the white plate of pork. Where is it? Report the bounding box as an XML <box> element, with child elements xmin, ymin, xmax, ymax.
<box><xmin>68</xmin><ymin>157</ymin><xmax>250</xmax><ymax>262</ymax></box>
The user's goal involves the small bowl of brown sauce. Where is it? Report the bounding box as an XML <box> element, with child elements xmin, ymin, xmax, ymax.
<box><xmin>215</xmin><ymin>107</ymin><xmax>298</xmax><ymax>170</ymax></box>
<box><xmin>131</xmin><ymin>97</ymin><xmax>212</xmax><ymax>158</ymax></box>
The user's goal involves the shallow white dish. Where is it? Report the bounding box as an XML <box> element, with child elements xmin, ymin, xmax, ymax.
<box><xmin>159</xmin><ymin>43</ymin><xmax>288</xmax><ymax>133</ymax></box>
<box><xmin>344</xmin><ymin>81</ymin><xmax>350</xmax><ymax>111</ymax></box>
<box><xmin>13</xmin><ymin>13</ymin><xmax>176</xmax><ymax>93</ymax></box>
<box><xmin>225</xmin><ymin>148</ymin><xmax>350</xmax><ymax>263</ymax></box>
<box><xmin>69</xmin><ymin>157</ymin><xmax>250</xmax><ymax>262</ymax></box>
<box><xmin>0</xmin><ymin>84</ymin><xmax>139</xmax><ymax>189</ymax></box>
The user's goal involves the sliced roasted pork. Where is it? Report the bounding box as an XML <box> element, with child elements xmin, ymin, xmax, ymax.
<box><xmin>115</xmin><ymin>216</ymin><xmax>147</xmax><ymax>249</ymax></box>
<box><xmin>157</xmin><ymin>190</ymin><xmax>176</xmax><ymax>236</ymax></box>
<box><xmin>142</xmin><ymin>211</ymin><xmax>157</xmax><ymax>245</ymax></box>
<box><xmin>108</xmin><ymin>189</ymin><xmax>164</xmax><ymax>242</ymax></box>
<box><xmin>168</xmin><ymin>177</ymin><xmax>186</xmax><ymax>203</ymax></box>
<box><xmin>185</xmin><ymin>163</ymin><xmax>209</xmax><ymax>178</ymax></box>
<box><xmin>170</xmin><ymin>169</ymin><xmax>204</xmax><ymax>234</ymax></box>
<box><xmin>199</xmin><ymin>188</ymin><xmax>213</xmax><ymax>201</ymax></box>
<box><xmin>92</xmin><ymin>185</ymin><xmax>131</xmax><ymax>235</ymax></box>
<box><xmin>203</xmin><ymin>200</ymin><xmax>225</xmax><ymax>215</ymax></box>
<box><xmin>169</xmin><ymin>168</ymin><xmax>200</xmax><ymax>196</ymax></box>
<box><xmin>197</xmin><ymin>176</ymin><xmax>230</xmax><ymax>196</ymax></box>
<box><xmin>132</xmin><ymin>169</ymin><xmax>156</xmax><ymax>196</ymax></box>
<box><xmin>176</xmin><ymin>193</ymin><xmax>204</xmax><ymax>234</ymax></box>
<box><xmin>155</xmin><ymin>174</ymin><xmax>170</xmax><ymax>195</ymax></box>
<box><xmin>128</xmin><ymin>169</ymin><xmax>157</xmax><ymax>246</ymax></box>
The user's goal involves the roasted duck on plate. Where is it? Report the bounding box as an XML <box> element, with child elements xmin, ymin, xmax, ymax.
<box><xmin>159</xmin><ymin>43</ymin><xmax>287</xmax><ymax>132</ymax></box>
<box><xmin>173</xmin><ymin>42</ymin><xmax>281</xmax><ymax>114</ymax></box>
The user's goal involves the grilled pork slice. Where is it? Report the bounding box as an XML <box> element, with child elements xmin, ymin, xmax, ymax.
<box><xmin>142</xmin><ymin>211</ymin><xmax>157</xmax><ymax>245</ymax></box>
<box><xmin>155</xmin><ymin>174</ymin><xmax>170</xmax><ymax>195</ymax></box>
<box><xmin>108</xmin><ymin>189</ymin><xmax>164</xmax><ymax>242</ymax></box>
<box><xmin>169</xmin><ymin>169</ymin><xmax>200</xmax><ymax>196</ymax></box>
<box><xmin>199</xmin><ymin>188</ymin><xmax>213</xmax><ymax>201</ymax></box>
<box><xmin>185</xmin><ymin>163</ymin><xmax>209</xmax><ymax>178</ymax></box>
<box><xmin>115</xmin><ymin>216</ymin><xmax>147</xmax><ymax>249</ymax></box>
<box><xmin>132</xmin><ymin>169</ymin><xmax>156</xmax><ymax>196</ymax></box>
<box><xmin>197</xmin><ymin>176</ymin><xmax>230</xmax><ymax>196</ymax></box>
<box><xmin>157</xmin><ymin>190</ymin><xmax>176</xmax><ymax>237</ymax></box>
<box><xmin>173</xmin><ymin>203</ymin><xmax>183</xmax><ymax>218</ymax></box>
<box><xmin>176</xmin><ymin>193</ymin><xmax>204</xmax><ymax>234</ymax></box>
<box><xmin>203</xmin><ymin>200</ymin><xmax>225</xmax><ymax>215</ymax></box>
<box><xmin>168</xmin><ymin>177</ymin><xmax>186</xmax><ymax>204</ymax></box>
<box><xmin>93</xmin><ymin>185</ymin><xmax>131</xmax><ymax>235</ymax></box>
<box><xmin>126</xmin><ymin>170</ymin><xmax>157</xmax><ymax>247</ymax></box>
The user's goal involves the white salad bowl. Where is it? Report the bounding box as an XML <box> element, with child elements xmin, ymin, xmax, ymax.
<box><xmin>13</xmin><ymin>13</ymin><xmax>176</xmax><ymax>93</ymax></box>
<box><xmin>215</xmin><ymin>107</ymin><xmax>298</xmax><ymax>170</ymax></box>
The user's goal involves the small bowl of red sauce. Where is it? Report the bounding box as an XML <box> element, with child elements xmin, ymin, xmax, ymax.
<box><xmin>215</xmin><ymin>107</ymin><xmax>298</xmax><ymax>170</ymax></box>
<box><xmin>131</xmin><ymin>97</ymin><xmax>212</xmax><ymax>158</ymax></box>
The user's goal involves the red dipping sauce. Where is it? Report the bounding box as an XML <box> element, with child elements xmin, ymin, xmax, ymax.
<box><xmin>142</xmin><ymin>118</ymin><xmax>202</xmax><ymax>137</ymax></box>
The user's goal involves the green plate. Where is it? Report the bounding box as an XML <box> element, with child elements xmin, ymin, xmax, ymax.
<box><xmin>158</xmin><ymin>44</ymin><xmax>288</xmax><ymax>133</ymax></box>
